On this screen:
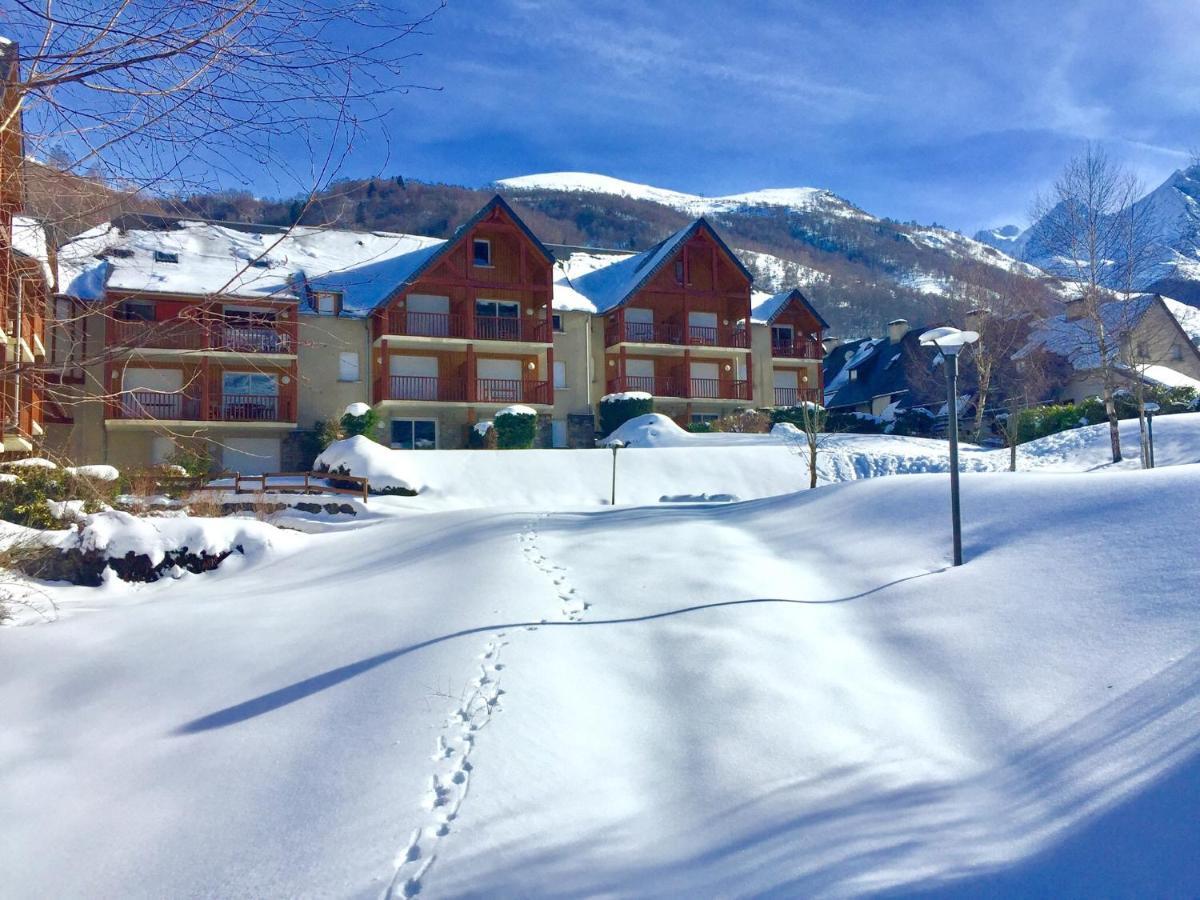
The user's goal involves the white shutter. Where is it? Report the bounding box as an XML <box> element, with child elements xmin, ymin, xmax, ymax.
<box><xmin>338</xmin><ymin>352</ymin><xmax>360</xmax><ymax>382</ymax></box>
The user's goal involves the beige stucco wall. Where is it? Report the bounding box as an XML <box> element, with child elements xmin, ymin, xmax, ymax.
<box><xmin>749</xmin><ymin>323</ymin><xmax>773</xmax><ymax>407</ymax></box>
<box><xmin>296</xmin><ymin>312</ymin><xmax>372</xmax><ymax>429</ymax></box>
<box><xmin>551</xmin><ymin>309</ymin><xmax>595</xmax><ymax>419</ymax></box>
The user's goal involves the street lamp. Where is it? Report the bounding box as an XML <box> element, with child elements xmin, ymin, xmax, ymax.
<box><xmin>1143</xmin><ymin>401</ymin><xmax>1160</xmax><ymax>468</ymax></box>
<box><xmin>607</xmin><ymin>439</ymin><xmax>627</xmax><ymax>505</ymax></box>
<box><xmin>920</xmin><ymin>326</ymin><xmax>980</xmax><ymax>567</ymax></box>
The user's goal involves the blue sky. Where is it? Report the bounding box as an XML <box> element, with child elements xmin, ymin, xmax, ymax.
<box><xmin>322</xmin><ymin>0</ymin><xmax>1198</xmax><ymax>234</ymax></box>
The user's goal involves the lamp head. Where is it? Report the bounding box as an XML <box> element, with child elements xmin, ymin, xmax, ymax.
<box><xmin>919</xmin><ymin>326</ymin><xmax>979</xmax><ymax>356</ymax></box>
<box><xmin>1143</xmin><ymin>402</ymin><xmax>1160</xmax><ymax>414</ymax></box>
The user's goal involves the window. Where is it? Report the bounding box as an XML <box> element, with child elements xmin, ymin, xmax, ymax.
<box><xmin>153</xmin><ymin>250</ymin><xmax>179</xmax><ymax>264</ymax></box>
<box><xmin>475</xmin><ymin>299</ymin><xmax>521</xmax><ymax>340</ymax></box>
<box><xmin>553</xmin><ymin>360</ymin><xmax>567</xmax><ymax>389</ymax></box>
<box><xmin>849</xmin><ymin>369</ymin><xmax>859</xmax><ymax>381</ymax></box>
<box><xmin>249</xmin><ymin>259</ymin><xmax>272</xmax><ymax>269</ymax></box>
<box><xmin>391</xmin><ymin>418</ymin><xmax>437</xmax><ymax>450</ymax></box>
<box><xmin>690</xmin><ymin>413</ymin><xmax>719</xmax><ymax>424</ymax></box>
<box><xmin>338</xmin><ymin>351</ymin><xmax>360</xmax><ymax>382</ymax></box>
<box><xmin>312</xmin><ymin>290</ymin><xmax>343</xmax><ymax>316</ymax></box>
<box><xmin>552</xmin><ymin>313</ymin><xmax>564</xmax><ymax>332</ymax></box>
<box><xmin>1169</xmin><ymin>343</ymin><xmax>1183</xmax><ymax>361</ymax></box>
<box><xmin>472</xmin><ymin>238</ymin><xmax>492</xmax><ymax>267</ymax></box>
<box><xmin>221</xmin><ymin>372</ymin><xmax>278</xmax><ymax>420</ymax></box>
<box><xmin>1135</xmin><ymin>342</ymin><xmax>1150</xmax><ymax>359</ymax></box>
<box><xmin>772</xmin><ymin>325</ymin><xmax>795</xmax><ymax>349</ymax></box>
<box><xmin>675</xmin><ymin>259</ymin><xmax>685</xmax><ymax>284</ymax></box>
<box><xmin>118</xmin><ymin>301</ymin><xmax>155</xmax><ymax>321</ymax></box>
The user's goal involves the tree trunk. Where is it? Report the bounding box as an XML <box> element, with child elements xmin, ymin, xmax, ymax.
<box><xmin>1104</xmin><ymin>386</ymin><xmax>1122</xmax><ymax>463</ymax></box>
<box><xmin>808</xmin><ymin>443</ymin><xmax>818</xmax><ymax>489</ymax></box>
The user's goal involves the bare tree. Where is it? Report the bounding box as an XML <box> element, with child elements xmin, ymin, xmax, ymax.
<box><xmin>2</xmin><ymin>3</ymin><xmax>442</xmax><ymax>462</ymax></box>
<box><xmin>1028</xmin><ymin>144</ymin><xmax>1161</xmax><ymax>463</ymax></box>
<box><xmin>780</xmin><ymin>400</ymin><xmax>831</xmax><ymax>489</ymax></box>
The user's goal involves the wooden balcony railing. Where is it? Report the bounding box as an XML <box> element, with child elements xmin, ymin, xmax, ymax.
<box><xmin>387</xmin><ymin>375</ymin><xmax>468</xmax><ymax>402</ymax></box>
<box><xmin>381</xmin><ymin>310</ymin><xmax>551</xmax><ymax>343</ymax></box>
<box><xmin>773</xmin><ymin>387</ymin><xmax>821</xmax><ymax>407</ymax></box>
<box><xmin>606</xmin><ymin>375</ymin><xmax>749</xmax><ymax>401</ymax></box>
<box><xmin>771</xmin><ymin>339</ymin><xmax>823</xmax><ymax>359</ymax></box>
<box><xmin>108</xmin><ymin>319</ymin><xmax>296</xmax><ymax>353</ymax></box>
<box><xmin>110</xmin><ymin>390</ymin><xmax>295</xmax><ymax>422</ymax></box>
<box><xmin>382</xmin><ymin>376</ymin><xmax>550</xmax><ymax>404</ymax></box>
<box><xmin>605</xmin><ymin>320</ymin><xmax>750</xmax><ymax>349</ymax></box>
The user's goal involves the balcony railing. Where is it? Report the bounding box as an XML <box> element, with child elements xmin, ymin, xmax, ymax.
<box><xmin>773</xmin><ymin>387</ymin><xmax>821</xmax><ymax>407</ymax></box>
<box><xmin>605</xmin><ymin>320</ymin><xmax>750</xmax><ymax>349</ymax></box>
<box><xmin>387</xmin><ymin>375</ymin><xmax>468</xmax><ymax>402</ymax></box>
<box><xmin>381</xmin><ymin>310</ymin><xmax>551</xmax><ymax>343</ymax></box>
<box><xmin>606</xmin><ymin>375</ymin><xmax>749</xmax><ymax>401</ymax></box>
<box><xmin>108</xmin><ymin>319</ymin><xmax>295</xmax><ymax>354</ymax></box>
<box><xmin>771</xmin><ymin>339</ymin><xmax>823</xmax><ymax>359</ymax></box>
<box><xmin>111</xmin><ymin>390</ymin><xmax>295</xmax><ymax>422</ymax></box>
<box><xmin>383</xmin><ymin>376</ymin><xmax>550</xmax><ymax>404</ymax></box>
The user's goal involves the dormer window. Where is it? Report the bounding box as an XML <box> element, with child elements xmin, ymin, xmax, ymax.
<box><xmin>249</xmin><ymin>258</ymin><xmax>271</xmax><ymax>269</ymax></box>
<box><xmin>472</xmin><ymin>239</ymin><xmax>492</xmax><ymax>267</ymax></box>
<box><xmin>849</xmin><ymin>369</ymin><xmax>859</xmax><ymax>381</ymax></box>
<box><xmin>312</xmin><ymin>290</ymin><xmax>343</xmax><ymax>316</ymax></box>
<box><xmin>153</xmin><ymin>250</ymin><xmax>179</xmax><ymax>264</ymax></box>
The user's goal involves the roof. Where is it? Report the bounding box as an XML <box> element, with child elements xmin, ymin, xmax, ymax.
<box><xmin>750</xmin><ymin>288</ymin><xmax>830</xmax><ymax>328</ymax></box>
<box><xmin>1014</xmin><ymin>294</ymin><xmax>1158</xmax><ymax>372</ymax></box>
<box><xmin>11</xmin><ymin>216</ymin><xmax>52</xmax><ymax>281</ymax></box>
<box><xmin>822</xmin><ymin>329</ymin><xmax>935</xmax><ymax>410</ymax></box>
<box><xmin>558</xmin><ymin>218</ymin><xmax>754</xmax><ymax>314</ymax></box>
<box><xmin>55</xmin><ymin>195</ymin><xmax>549</xmax><ymax>318</ymax></box>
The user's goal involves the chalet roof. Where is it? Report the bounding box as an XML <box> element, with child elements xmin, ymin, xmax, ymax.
<box><xmin>822</xmin><ymin>329</ymin><xmax>934</xmax><ymax>410</ymax></box>
<box><xmin>55</xmin><ymin>195</ymin><xmax>549</xmax><ymax>317</ymax></box>
<box><xmin>558</xmin><ymin>218</ymin><xmax>754</xmax><ymax>314</ymax></box>
<box><xmin>11</xmin><ymin>216</ymin><xmax>52</xmax><ymax>281</ymax></box>
<box><xmin>1014</xmin><ymin>294</ymin><xmax>1158</xmax><ymax>372</ymax></box>
<box><xmin>750</xmin><ymin>288</ymin><xmax>830</xmax><ymax>328</ymax></box>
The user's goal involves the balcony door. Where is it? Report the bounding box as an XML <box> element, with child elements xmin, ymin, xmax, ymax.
<box><xmin>389</xmin><ymin>355</ymin><xmax>439</xmax><ymax>400</ymax></box>
<box><xmin>688</xmin><ymin>311</ymin><xmax>718</xmax><ymax>345</ymax></box>
<box><xmin>625</xmin><ymin>358</ymin><xmax>655</xmax><ymax>393</ymax></box>
<box><xmin>222</xmin><ymin>372</ymin><xmax>279</xmax><ymax>421</ymax></box>
<box><xmin>774</xmin><ymin>369</ymin><xmax>799</xmax><ymax>406</ymax></box>
<box><xmin>625</xmin><ymin>307</ymin><xmax>653</xmax><ymax>343</ymax></box>
<box><xmin>477</xmin><ymin>358</ymin><xmax>523</xmax><ymax>402</ymax></box>
<box><xmin>690</xmin><ymin>361</ymin><xmax>720</xmax><ymax>398</ymax></box>
<box><xmin>123</xmin><ymin>368</ymin><xmax>185</xmax><ymax>419</ymax></box>
<box><xmin>476</xmin><ymin>299</ymin><xmax>521</xmax><ymax>341</ymax></box>
<box><xmin>772</xmin><ymin>324</ymin><xmax>795</xmax><ymax>350</ymax></box>
<box><xmin>223</xmin><ymin>307</ymin><xmax>280</xmax><ymax>352</ymax></box>
<box><xmin>407</xmin><ymin>294</ymin><xmax>451</xmax><ymax>337</ymax></box>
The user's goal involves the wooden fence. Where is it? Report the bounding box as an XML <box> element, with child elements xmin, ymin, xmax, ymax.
<box><xmin>156</xmin><ymin>471</ymin><xmax>371</xmax><ymax>503</ymax></box>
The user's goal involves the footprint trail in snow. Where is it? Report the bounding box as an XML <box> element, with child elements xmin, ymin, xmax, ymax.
<box><xmin>381</xmin><ymin>514</ymin><xmax>589</xmax><ymax>898</ymax></box>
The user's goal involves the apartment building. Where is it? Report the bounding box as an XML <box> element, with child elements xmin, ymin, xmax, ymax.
<box><xmin>49</xmin><ymin>197</ymin><xmax>829</xmax><ymax>470</ymax></box>
<box><xmin>0</xmin><ymin>40</ymin><xmax>50</xmax><ymax>455</ymax></box>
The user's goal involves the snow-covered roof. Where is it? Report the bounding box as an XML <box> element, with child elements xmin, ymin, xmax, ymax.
<box><xmin>55</xmin><ymin>196</ymin><xmax>552</xmax><ymax>318</ymax></box>
<box><xmin>1015</xmin><ymin>294</ymin><xmax>1157</xmax><ymax>371</ymax></box>
<box><xmin>1136</xmin><ymin>364</ymin><xmax>1200</xmax><ymax>390</ymax></box>
<box><xmin>57</xmin><ymin>217</ymin><xmax>445</xmax><ymax>314</ymax></box>
<box><xmin>554</xmin><ymin>219</ymin><xmax>754</xmax><ymax>314</ymax></box>
<box><xmin>1162</xmin><ymin>297</ymin><xmax>1200</xmax><ymax>347</ymax></box>
<box><xmin>11</xmin><ymin>215</ymin><xmax>52</xmax><ymax>281</ymax></box>
<box><xmin>750</xmin><ymin>288</ymin><xmax>830</xmax><ymax>328</ymax></box>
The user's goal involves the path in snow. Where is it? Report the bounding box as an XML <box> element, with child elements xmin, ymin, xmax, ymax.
<box><xmin>384</xmin><ymin>513</ymin><xmax>592</xmax><ymax>897</ymax></box>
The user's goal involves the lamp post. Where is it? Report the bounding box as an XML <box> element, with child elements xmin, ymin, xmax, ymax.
<box><xmin>608</xmin><ymin>439</ymin><xmax>626</xmax><ymax>505</ymax></box>
<box><xmin>1143</xmin><ymin>402</ymin><xmax>1159</xmax><ymax>468</ymax></box>
<box><xmin>920</xmin><ymin>327</ymin><xmax>979</xmax><ymax>567</ymax></box>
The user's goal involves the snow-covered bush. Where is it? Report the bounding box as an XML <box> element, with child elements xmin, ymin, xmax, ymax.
<box><xmin>495</xmin><ymin>406</ymin><xmax>537</xmax><ymax>449</ymax></box>
<box><xmin>600</xmin><ymin>391</ymin><xmax>653</xmax><ymax>436</ymax></box>
<box><xmin>467</xmin><ymin>420</ymin><xmax>497</xmax><ymax>450</ymax></box>
<box><xmin>0</xmin><ymin>465</ymin><xmax>118</xmax><ymax>528</ymax></box>
<box><xmin>340</xmin><ymin>402</ymin><xmax>379</xmax><ymax>439</ymax></box>
<box><xmin>710</xmin><ymin>409</ymin><xmax>772</xmax><ymax>434</ymax></box>
<box><xmin>771</xmin><ymin>406</ymin><xmax>885</xmax><ymax>435</ymax></box>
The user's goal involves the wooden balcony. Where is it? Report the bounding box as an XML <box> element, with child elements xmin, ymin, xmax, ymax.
<box><xmin>383</xmin><ymin>376</ymin><xmax>550</xmax><ymax>405</ymax></box>
<box><xmin>381</xmin><ymin>310</ymin><xmax>550</xmax><ymax>343</ymax></box>
<box><xmin>771</xmin><ymin>339</ymin><xmax>823</xmax><ymax>359</ymax></box>
<box><xmin>773</xmin><ymin>387</ymin><xmax>822</xmax><ymax>407</ymax></box>
<box><xmin>606</xmin><ymin>375</ymin><xmax>750</xmax><ymax>401</ymax></box>
<box><xmin>605</xmin><ymin>319</ymin><xmax>750</xmax><ymax>349</ymax></box>
<box><xmin>108</xmin><ymin>390</ymin><xmax>296</xmax><ymax>423</ymax></box>
<box><xmin>108</xmin><ymin>319</ymin><xmax>297</xmax><ymax>354</ymax></box>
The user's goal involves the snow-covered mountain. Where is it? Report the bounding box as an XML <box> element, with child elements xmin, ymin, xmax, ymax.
<box><xmin>496</xmin><ymin>171</ymin><xmax>873</xmax><ymax>221</ymax></box>
<box><xmin>976</xmin><ymin>165</ymin><xmax>1200</xmax><ymax>304</ymax></box>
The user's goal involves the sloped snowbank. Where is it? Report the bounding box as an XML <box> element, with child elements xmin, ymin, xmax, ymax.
<box><xmin>60</xmin><ymin>511</ymin><xmax>288</xmax><ymax>568</ymax></box>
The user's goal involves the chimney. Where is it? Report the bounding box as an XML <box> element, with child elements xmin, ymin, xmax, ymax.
<box><xmin>887</xmin><ymin>318</ymin><xmax>910</xmax><ymax>344</ymax></box>
<box><xmin>1065</xmin><ymin>298</ymin><xmax>1087</xmax><ymax>321</ymax></box>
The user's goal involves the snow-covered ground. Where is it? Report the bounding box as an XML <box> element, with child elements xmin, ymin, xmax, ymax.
<box><xmin>3</xmin><ymin>416</ymin><xmax>1200</xmax><ymax>897</ymax></box>
<box><xmin>312</xmin><ymin>413</ymin><xmax>1200</xmax><ymax>510</ymax></box>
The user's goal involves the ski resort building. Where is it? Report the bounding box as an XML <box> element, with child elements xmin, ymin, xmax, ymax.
<box><xmin>45</xmin><ymin>198</ymin><xmax>832</xmax><ymax>469</ymax></box>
